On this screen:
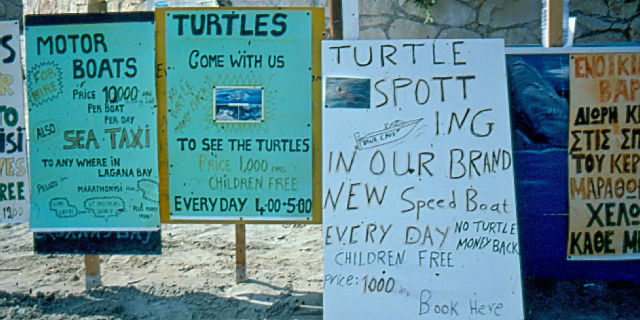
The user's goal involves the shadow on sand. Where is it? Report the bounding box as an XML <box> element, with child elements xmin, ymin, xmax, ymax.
<box><xmin>0</xmin><ymin>279</ymin><xmax>322</xmax><ymax>319</ymax></box>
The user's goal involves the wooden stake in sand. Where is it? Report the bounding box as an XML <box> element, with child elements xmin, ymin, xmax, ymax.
<box><xmin>84</xmin><ymin>0</ymin><xmax>107</xmax><ymax>291</ymax></box>
<box><xmin>235</xmin><ymin>224</ymin><xmax>247</xmax><ymax>283</ymax></box>
<box><xmin>543</xmin><ymin>0</ymin><xmax>564</xmax><ymax>47</ymax></box>
<box><xmin>84</xmin><ymin>255</ymin><xmax>102</xmax><ymax>290</ymax></box>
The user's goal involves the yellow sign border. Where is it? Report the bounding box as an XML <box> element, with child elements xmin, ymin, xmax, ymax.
<box><xmin>156</xmin><ymin>7</ymin><xmax>323</xmax><ymax>224</ymax></box>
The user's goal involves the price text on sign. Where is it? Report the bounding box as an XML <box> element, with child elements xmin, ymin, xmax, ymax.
<box><xmin>156</xmin><ymin>8</ymin><xmax>323</xmax><ymax>223</ymax></box>
<box><xmin>26</xmin><ymin>13</ymin><xmax>160</xmax><ymax>231</ymax></box>
<box><xmin>322</xmin><ymin>39</ymin><xmax>524</xmax><ymax>319</ymax></box>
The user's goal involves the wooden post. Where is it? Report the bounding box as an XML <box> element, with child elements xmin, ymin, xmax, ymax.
<box><xmin>83</xmin><ymin>0</ymin><xmax>106</xmax><ymax>291</ymax></box>
<box><xmin>543</xmin><ymin>0</ymin><xmax>563</xmax><ymax>47</ymax></box>
<box><xmin>235</xmin><ymin>224</ymin><xmax>247</xmax><ymax>283</ymax></box>
<box><xmin>329</xmin><ymin>0</ymin><xmax>343</xmax><ymax>40</ymax></box>
<box><xmin>84</xmin><ymin>255</ymin><xmax>102</xmax><ymax>290</ymax></box>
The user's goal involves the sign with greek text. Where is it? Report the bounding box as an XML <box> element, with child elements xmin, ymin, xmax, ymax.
<box><xmin>156</xmin><ymin>8</ymin><xmax>323</xmax><ymax>223</ymax></box>
<box><xmin>0</xmin><ymin>21</ymin><xmax>29</xmax><ymax>223</ymax></box>
<box><xmin>26</xmin><ymin>13</ymin><xmax>160</xmax><ymax>231</ymax></box>
<box><xmin>323</xmin><ymin>40</ymin><xmax>524</xmax><ymax>319</ymax></box>
<box><xmin>568</xmin><ymin>52</ymin><xmax>640</xmax><ymax>259</ymax></box>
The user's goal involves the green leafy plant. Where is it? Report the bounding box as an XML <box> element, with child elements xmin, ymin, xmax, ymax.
<box><xmin>412</xmin><ymin>0</ymin><xmax>438</xmax><ymax>23</ymax></box>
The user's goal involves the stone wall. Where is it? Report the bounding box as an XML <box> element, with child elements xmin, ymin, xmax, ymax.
<box><xmin>360</xmin><ymin>0</ymin><xmax>542</xmax><ymax>43</ymax></box>
<box><xmin>570</xmin><ymin>0</ymin><xmax>640</xmax><ymax>43</ymax></box>
<box><xmin>0</xmin><ymin>0</ymin><xmax>22</xmax><ymax>22</ymax></box>
<box><xmin>359</xmin><ymin>0</ymin><xmax>640</xmax><ymax>44</ymax></box>
<box><xmin>24</xmin><ymin>0</ymin><xmax>88</xmax><ymax>15</ymax></box>
<box><xmin>17</xmin><ymin>0</ymin><xmax>640</xmax><ymax>44</ymax></box>
<box><xmin>228</xmin><ymin>0</ymin><xmax>640</xmax><ymax>44</ymax></box>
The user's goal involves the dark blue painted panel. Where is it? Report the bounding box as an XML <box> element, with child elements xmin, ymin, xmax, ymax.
<box><xmin>508</xmin><ymin>53</ymin><xmax>640</xmax><ymax>282</ymax></box>
<box><xmin>33</xmin><ymin>231</ymin><xmax>161</xmax><ymax>255</ymax></box>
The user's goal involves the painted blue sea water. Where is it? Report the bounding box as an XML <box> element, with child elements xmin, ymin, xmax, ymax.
<box><xmin>514</xmin><ymin>149</ymin><xmax>567</xmax><ymax>216</ymax></box>
<box><xmin>507</xmin><ymin>54</ymin><xmax>569</xmax><ymax>150</ymax></box>
<box><xmin>239</xmin><ymin>104</ymin><xmax>262</xmax><ymax>121</ymax></box>
<box><xmin>508</xmin><ymin>53</ymin><xmax>570</xmax><ymax>215</ymax></box>
<box><xmin>216</xmin><ymin>87</ymin><xmax>262</xmax><ymax>104</ymax></box>
<box><xmin>508</xmin><ymin>54</ymin><xmax>571</xmax><ymax>278</ymax></box>
<box><xmin>216</xmin><ymin>106</ymin><xmax>239</xmax><ymax>121</ymax></box>
<box><xmin>215</xmin><ymin>87</ymin><xmax>263</xmax><ymax>122</ymax></box>
<box><xmin>515</xmin><ymin>54</ymin><xmax>569</xmax><ymax>100</ymax></box>
<box><xmin>325</xmin><ymin>77</ymin><xmax>370</xmax><ymax>109</ymax></box>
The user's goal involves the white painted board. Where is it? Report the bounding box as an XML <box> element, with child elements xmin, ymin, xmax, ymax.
<box><xmin>322</xmin><ymin>39</ymin><xmax>524</xmax><ymax>319</ymax></box>
<box><xmin>0</xmin><ymin>21</ymin><xmax>29</xmax><ymax>223</ymax></box>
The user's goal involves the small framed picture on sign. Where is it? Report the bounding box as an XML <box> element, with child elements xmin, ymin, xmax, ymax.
<box><xmin>213</xmin><ymin>86</ymin><xmax>264</xmax><ymax>123</ymax></box>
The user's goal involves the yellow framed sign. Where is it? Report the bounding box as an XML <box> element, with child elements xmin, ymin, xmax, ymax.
<box><xmin>156</xmin><ymin>7</ymin><xmax>323</xmax><ymax>224</ymax></box>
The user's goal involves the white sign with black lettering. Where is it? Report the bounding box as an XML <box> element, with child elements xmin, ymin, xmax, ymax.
<box><xmin>322</xmin><ymin>39</ymin><xmax>523</xmax><ymax>319</ymax></box>
<box><xmin>0</xmin><ymin>21</ymin><xmax>29</xmax><ymax>223</ymax></box>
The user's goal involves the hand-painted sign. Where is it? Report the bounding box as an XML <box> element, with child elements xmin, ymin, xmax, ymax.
<box><xmin>323</xmin><ymin>39</ymin><xmax>524</xmax><ymax>319</ymax></box>
<box><xmin>156</xmin><ymin>8</ymin><xmax>323</xmax><ymax>223</ymax></box>
<box><xmin>0</xmin><ymin>21</ymin><xmax>29</xmax><ymax>223</ymax></box>
<box><xmin>568</xmin><ymin>52</ymin><xmax>640</xmax><ymax>259</ymax></box>
<box><xmin>26</xmin><ymin>13</ymin><xmax>160</xmax><ymax>231</ymax></box>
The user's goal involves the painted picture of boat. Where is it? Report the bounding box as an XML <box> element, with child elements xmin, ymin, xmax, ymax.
<box><xmin>354</xmin><ymin>118</ymin><xmax>423</xmax><ymax>150</ymax></box>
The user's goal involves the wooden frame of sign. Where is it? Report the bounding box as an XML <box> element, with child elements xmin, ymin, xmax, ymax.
<box><xmin>155</xmin><ymin>7</ymin><xmax>323</xmax><ymax>224</ymax></box>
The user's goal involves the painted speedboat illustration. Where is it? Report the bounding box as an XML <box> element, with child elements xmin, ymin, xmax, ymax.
<box><xmin>354</xmin><ymin>118</ymin><xmax>423</xmax><ymax>150</ymax></box>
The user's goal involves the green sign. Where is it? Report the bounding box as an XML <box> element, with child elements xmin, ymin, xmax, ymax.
<box><xmin>157</xmin><ymin>8</ymin><xmax>323</xmax><ymax>223</ymax></box>
<box><xmin>26</xmin><ymin>13</ymin><xmax>160</xmax><ymax>231</ymax></box>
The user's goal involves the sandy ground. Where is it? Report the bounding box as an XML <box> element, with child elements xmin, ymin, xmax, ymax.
<box><xmin>1</xmin><ymin>223</ymin><xmax>640</xmax><ymax>319</ymax></box>
<box><xmin>0</xmin><ymin>223</ymin><xmax>323</xmax><ymax>319</ymax></box>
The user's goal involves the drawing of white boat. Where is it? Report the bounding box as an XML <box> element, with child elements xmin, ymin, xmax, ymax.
<box><xmin>354</xmin><ymin>118</ymin><xmax>423</xmax><ymax>150</ymax></box>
